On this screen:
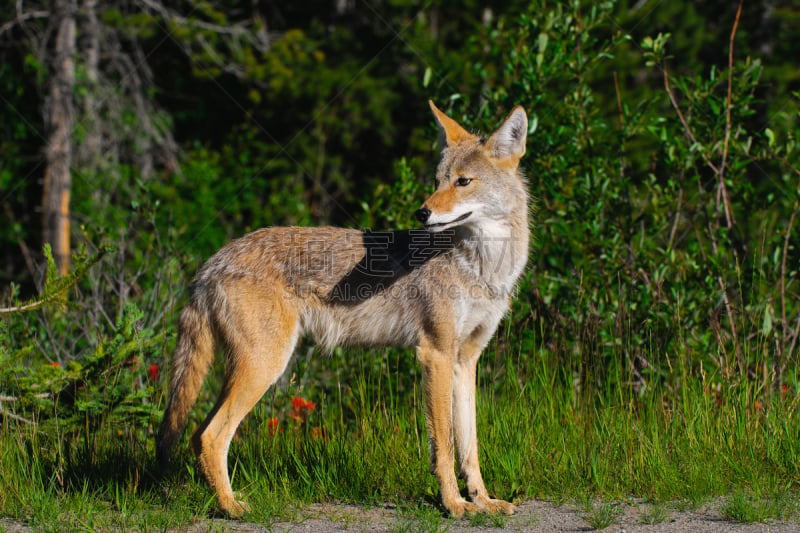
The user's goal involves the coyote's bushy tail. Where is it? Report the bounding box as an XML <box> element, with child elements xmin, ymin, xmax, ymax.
<box><xmin>156</xmin><ymin>296</ymin><xmax>215</xmax><ymax>468</ymax></box>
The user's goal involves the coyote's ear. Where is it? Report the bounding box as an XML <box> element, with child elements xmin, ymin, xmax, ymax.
<box><xmin>486</xmin><ymin>106</ymin><xmax>527</xmax><ymax>160</ymax></box>
<box><xmin>429</xmin><ymin>100</ymin><xmax>472</xmax><ymax>147</ymax></box>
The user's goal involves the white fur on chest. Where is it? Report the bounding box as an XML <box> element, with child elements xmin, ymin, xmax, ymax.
<box><xmin>454</xmin><ymin>295</ymin><xmax>509</xmax><ymax>343</ymax></box>
<box><xmin>450</xmin><ymin>220</ymin><xmax>526</xmax><ymax>342</ymax></box>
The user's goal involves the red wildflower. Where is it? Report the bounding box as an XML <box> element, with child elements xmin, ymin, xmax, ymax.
<box><xmin>290</xmin><ymin>397</ymin><xmax>305</xmax><ymax>413</ymax></box>
<box><xmin>267</xmin><ymin>417</ymin><xmax>281</xmax><ymax>436</ymax></box>
<box><xmin>148</xmin><ymin>364</ymin><xmax>159</xmax><ymax>381</ymax></box>
<box><xmin>311</xmin><ymin>427</ymin><xmax>327</xmax><ymax>441</ymax></box>
<box><xmin>49</xmin><ymin>361</ymin><xmax>60</xmax><ymax>368</ymax></box>
<box><xmin>289</xmin><ymin>397</ymin><xmax>316</xmax><ymax>422</ymax></box>
<box><xmin>782</xmin><ymin>384</ymin><xmax>789</xmax><ymax>396</ymax></box>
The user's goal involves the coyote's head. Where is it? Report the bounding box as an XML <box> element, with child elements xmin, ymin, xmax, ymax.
<box><xmin>416</xmin><ymin>101</ymin><xmax>528</xmax><ymax>234</ymax></box>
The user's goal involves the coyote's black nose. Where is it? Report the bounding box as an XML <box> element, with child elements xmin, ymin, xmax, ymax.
<box><xmin>415</xmin><ymin>207</ymin><xmax>431</xmax><ymax>223</ymax></box>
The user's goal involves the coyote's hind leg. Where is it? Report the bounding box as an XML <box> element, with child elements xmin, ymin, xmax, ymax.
<box><xmin>193</xmin><ymin>285</ymin><xmax>299</xmax><ymax>517</ymax></box>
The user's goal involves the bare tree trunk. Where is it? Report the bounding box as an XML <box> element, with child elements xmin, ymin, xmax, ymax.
<box><xmin>79</xmin><ymin>0</ymin><xmax>108</xmax><ymax>212</ymax></box>
<box><xmin>82</xmin><ymin>0</ymin><xmax>101</xmax><ymax>164</ymax></box>
<box><xmin>43</xmin><ymin>0</ymin><xmax>76</xmax><ymax>276</ymax></box>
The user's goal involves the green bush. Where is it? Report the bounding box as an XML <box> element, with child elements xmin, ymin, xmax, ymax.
<box><xmin>0</xmin><ymin>245</ymin><xmax>165</xmax><ymax>436</ymax></box>
<box><xmin>446</xmin><ymin>1</ymin><xmax>800</xmax><ymax>392</ymax></box>
<box><xmin>1</xmin><ymin>0</ymin><xmax>798</xmax><ymax>467</ymax></box>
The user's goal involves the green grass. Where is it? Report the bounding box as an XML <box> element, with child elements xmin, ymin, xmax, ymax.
<box><xmin>719</xmin><ymin>489</ymin><xmax>798</xmax><ymax>524</ymax></box>
<box><xmin>581</xmin><ymin>500</ymin><xmax>620</xmax><ymax>530</ymax></box>
<box><xmin>638</xmin><ymin>503</ymin><xmax>669</xmax><ymax>524</ymax></box>
<box><xmin>466</xmin><ymin>507</ymin><xmax>508</xmax><ymax>528</ymax></box>
<box><xmin>1</xmin><ymin>343</ymin><xmax>800</xmax><ymax>529</ymax></box>
<box><xmin>391</xmin><ymin>502</ymin><xmax>450</xmax><ymax>533</ymax></box>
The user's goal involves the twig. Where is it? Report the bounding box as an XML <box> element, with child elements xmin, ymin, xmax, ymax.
<box><xmin>786</xmin><ymin>314</ymin><xmax>800</xmax><ymax>377</ymax></box>
<box><xmin>667</xmin><ymin>173</ymin><xmax>684</xmax><ymax>252</ymax></box>
<box><xmin>0</xmin><ymin>406</ymin><xmax>34</xmax><ymax>425</ymax></box>
<box><xmin>613</xmin><ymin>71</ymin><xmax>625</xmax><ymax>129</ymax></box>
<box><xmin>0</xmin><ymin>300</ymin><xmax>49</xmax><ymax>314</ymax></box>
<box><xmin>710</xmin><ymin>315</ymin><xmax>729</xmax><ymax>378</ymax></box>
<box><xmin>0</xmin><ymin>248</ymin><xmax>106</xmax><ymax>314</ymax></box>
<box><xmin>774</xmin><ymin>155</ymin><xmax>800</xmax><ymax>177</ymax></box>
<box><xmin>613</xmin><ymin>71</ymin><xmax>626</xmax><ymax>180</ymax></box>
<box><xmin>718</xmin><ymin>0</ymin><xmax>743</xmax><ymax>229</ymax></box>
<box><xmin>0</xmin><ymin>4</ymin><xmax>48</xmax><ymax>36</ymax></box>
<box><xmin>705</xmin><ymin>215</ymin><xmax>741</xmax><ymax>374</ymax></box>
<box><xmin>719</xmin><ymin>0</ymin><xmax>744</xmax><ymax>371</ymax></box>
<box><xmin>663</xmin><ymin>4</ymin><xmax>747</xmax><ymax>369</ymax></box>
<box><xmin>2</xmin><ymin>201</ymin><xmax>37</xmax><ymax>283</ymax></box>
<box><xmin>663</xmin><ymin>66</ymin><xmax>720</xmax><ymax>175</ymax></box>
<box><xmin>778</xmin><ymin>205</ymin><xmax>799</xmax><ymax>383</ymax></box>
<box><xmin>136</xmin><ymin>0</ymin><xmax>271</xmax><ymax>52</ymax></box>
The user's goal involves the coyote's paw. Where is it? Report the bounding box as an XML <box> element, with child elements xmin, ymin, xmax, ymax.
<box><xmin>474</xmin><ymin>496</ymin><xmax>516</xmax><ymax>515</ymax></box>
<box><xmin>220</xmin><ymin>497</ymin><xmax>251</xmax><ymax>518</ymax></box>
<box><xmin>444</xmin><ymin>497</ymin><xmax>481</xmax><ymax>518</ymax></box>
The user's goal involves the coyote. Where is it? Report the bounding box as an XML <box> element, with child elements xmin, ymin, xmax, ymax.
<box><xmin>157</xmin><ymin>101</ymin><xmax>530</xmax><ymax>518</ymax></box>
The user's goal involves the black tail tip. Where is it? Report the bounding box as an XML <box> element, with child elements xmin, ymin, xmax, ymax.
<box><xmin>155</xmin><ymin>436</ymin><xmax>174</xmax><ymax>471</ymax></box>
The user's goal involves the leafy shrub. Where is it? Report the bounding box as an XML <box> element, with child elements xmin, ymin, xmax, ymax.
<box><xmin>1</xmin><ymin>0</ymin><xmax>798</xmax><ymax>450</ymax></box>
<box><xmin>0</xmin><ymin>246</ymin><xmax>165</xmax><ymax>435</ymax></box>
<box><xmin>439</xmin><ymin>1</ymin><xmax>799</xmax><ymax>391</ymax></box>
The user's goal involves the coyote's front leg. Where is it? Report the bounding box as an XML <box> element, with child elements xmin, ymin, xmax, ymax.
<box><xmin>452</xmin><ymin>329</ymin><xmax>515</xmax><ymax>515</ymax></box>
<box><xmin>418</xmin><ymin>334</ymin><xmax>479</xmax><ymax>517</ymax></box>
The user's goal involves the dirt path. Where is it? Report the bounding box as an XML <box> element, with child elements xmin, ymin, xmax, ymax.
<box><xmin>3</xmin><ymin>499</ymin><xmax>796</xmax><ymax>531</ymax></box>
<box><xmin>190</xmin><ymin>499</ymin><xmax>798</xmax><ymax>532</ymax></box>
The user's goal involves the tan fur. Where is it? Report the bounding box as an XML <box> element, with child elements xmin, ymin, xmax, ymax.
<box><xmin>429</xmin><ymin>101</ymin><xmax>472</xmax><ymax>145</ymax></box>
<box><xmin>157</xmin><ymin>101</ymin><xmax>530</xmax><ymax>518</ymax></box>
<box><xmin>425</xmin><ymin>186</ymin><xmax>458</xmax><ymax>214</ymax></box>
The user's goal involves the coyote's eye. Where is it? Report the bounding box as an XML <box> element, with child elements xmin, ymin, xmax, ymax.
<box><xmin>455</xmin><ymin>177</ymin><xmax>472</xmax><ymax>187</ymax></box>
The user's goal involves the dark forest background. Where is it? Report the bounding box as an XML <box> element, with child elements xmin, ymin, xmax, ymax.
<box><xmin>1</xmin><ymin>0</ymin><xmax>799</xmax><ymax>428</ymax></box>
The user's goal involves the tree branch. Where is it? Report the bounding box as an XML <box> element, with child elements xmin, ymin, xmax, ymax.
<box><xmin>136</xmin><ymin>0</ymin><xmax>270</xmax><ymax>52</ymax></box>
<box><xmin>718</xmin><ymin>0</ymin><xmax>743</xmax><ymax>229</ymax></box>
<box><xmin>0</xmin><ymin>407</ymin><xmax>34</xmax><ymax>425</ymax></box>
<box><xmin>0</xmin><ymin>2</ymin><xmax>48</xmax><ymax>37</ymax></box>
<box><xmin>778</xmin><ymin>204</ymin><xmax>799</xmax><ymax>382</ymax></box>
<box><xmin>662</xmin><ymin>65</ymin><xmax>720</xmax><ymax>175</ymax></box>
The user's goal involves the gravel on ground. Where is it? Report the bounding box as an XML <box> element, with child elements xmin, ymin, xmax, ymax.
<box><xmin>188</xmin><ymin>499</ymin><xmax>799</xmax><ymax>532</ymax></box>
